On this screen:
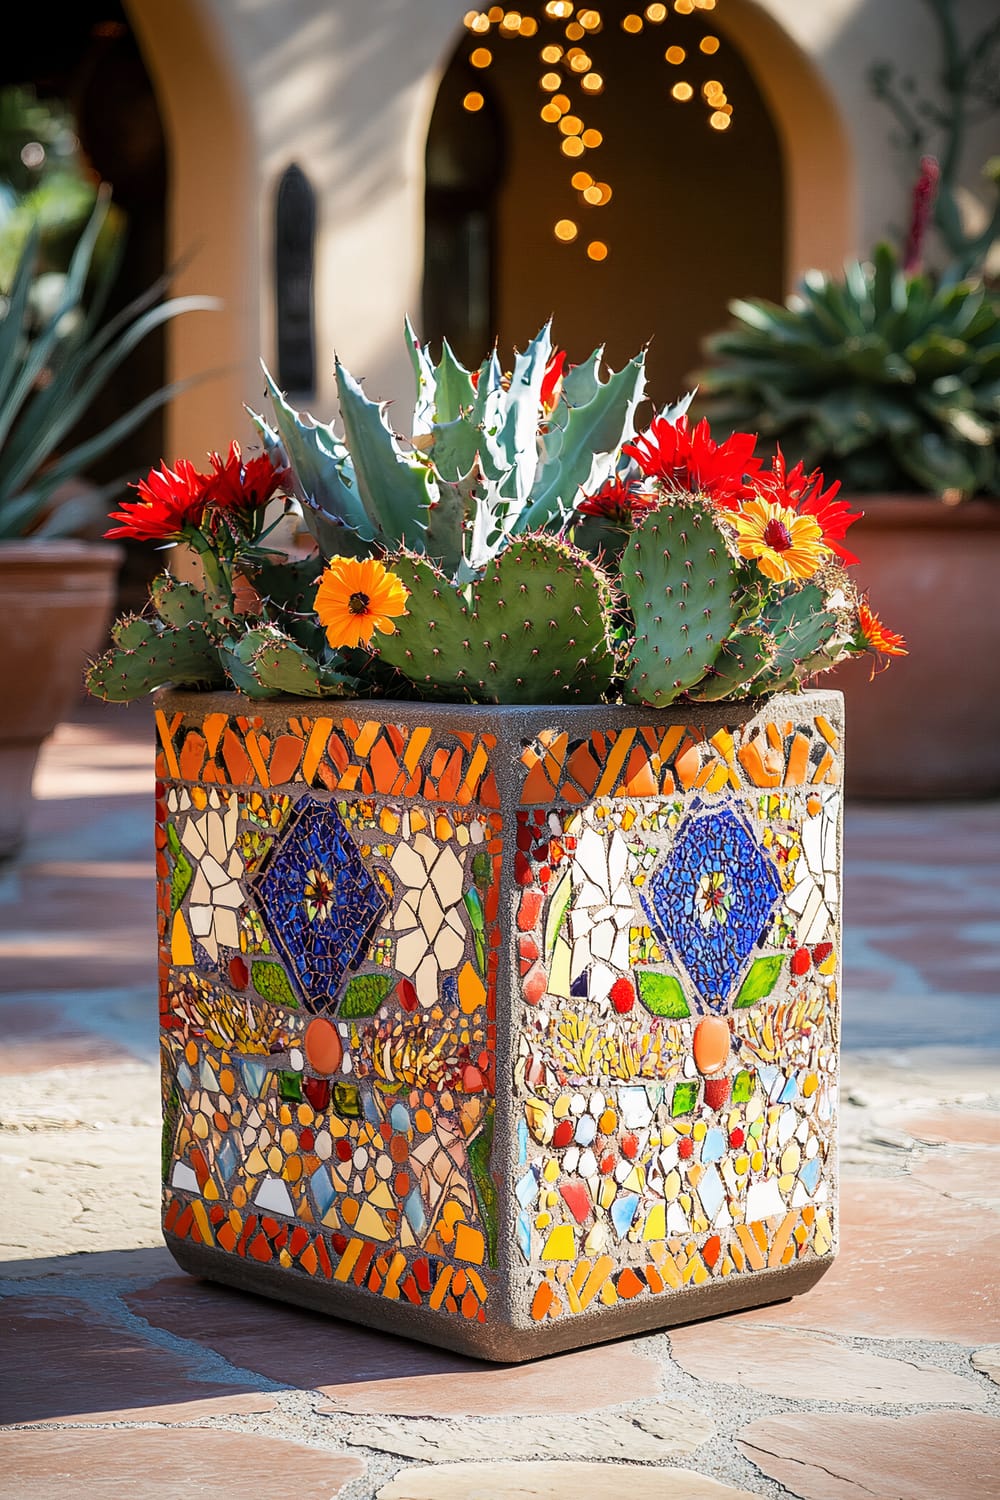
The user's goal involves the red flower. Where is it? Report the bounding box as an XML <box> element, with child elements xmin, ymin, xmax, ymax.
<box><xmin>755</xmin><ymin>448</ymin><xmax>862</xmax><ymax>564</ymax></box>
<box><xmin>622</xmin><ymin>414</ymin><xmax>762</xmax><ymax>507</ymax></box>
<box><xmin>204</xmin><ymin>441</ymin><xmax>287</xmax><ymax>517</ymax></box>
<box><xmin>858</xmin><ymin>601</ymin><xmax>907</xmax><ymax>660</ymax></box>
<box><xmin>576</xmin><ymin>474</ymin><xmax>657</xmax><ymax>524</ymax></box>
<box><xmin>105</xmin><ymin>457</ymin><xmax>211</xmax><ymax>541</ymax></box>
<box><xmin>540</xmin><ymin>348</ymin><xmax>568</xmax><ymax>413</ymax></box>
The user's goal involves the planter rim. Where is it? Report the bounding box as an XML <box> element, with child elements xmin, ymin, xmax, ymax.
<box><xmin>848</xmin><ymin>495</ymin><xmax>1000</xmax><ymax>531</ymax></box>
<box><xmin>155</xmin><ymin>686</ymin><xmax>843</xmax><ymax>733</ymax></box>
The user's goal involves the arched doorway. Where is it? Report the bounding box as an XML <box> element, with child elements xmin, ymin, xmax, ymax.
<box><xmin>423</xmin><ymin>5</ymin><xmax>785</xmax><ymax>406</ymax></box>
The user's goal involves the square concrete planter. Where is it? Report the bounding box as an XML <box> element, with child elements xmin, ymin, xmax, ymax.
<box><xmin>156</xmin><ymin>687</ymin><xmax>842</xmax><ymax>1360</ymax></box>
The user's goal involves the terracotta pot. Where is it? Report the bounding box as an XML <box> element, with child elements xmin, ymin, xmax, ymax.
<box><xmin>0</xmin><ymin>539</ymin><xmax>123</xmax><ymax>857</ymax></box>
<box><xmin>822</xmin><ymin>497</ymin><xmax>1000</xmax><ymax>799</ymax></box>
<box><xmin>156</xmin><ymin>687</ymin><xmax>842</xmax><ymax>1360</ymax></box>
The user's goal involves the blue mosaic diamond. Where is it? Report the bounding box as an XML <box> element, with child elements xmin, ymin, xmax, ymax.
<box><xmin>253</xmin><ymin>796</ymin><xmax>387</xmax><ymax>1011</ymax></box>
<box><xmin>640</xmin><ymin>805</ymin><xmax>781</xmax><ymax>1011</ymax></box>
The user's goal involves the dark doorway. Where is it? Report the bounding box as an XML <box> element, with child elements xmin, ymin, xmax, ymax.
<box><xmin>423</xmin><ymin>11</ymin><xmax>784</xmax><ymax>406</ymax></box>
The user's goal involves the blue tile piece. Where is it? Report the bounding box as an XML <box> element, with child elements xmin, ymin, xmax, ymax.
<box><xmin>216</xmin><ymin>1133</ymin><xmax>239</xmax><ymax>1182</ymax></box>
<box><xmin>701</xmin><ymin>1126</ymin><xmax>727</xmax><ymax>1163</ymax></box>
<box><xmin>610</xmin><ymin>1192</ymin><xmax>640</xmax><ymax>1238</ymax></box>
<box><xmin>517</xmin><ymin>1211</ymin><xmax>532</xmax><ymax>1259</ymax></box>
<box><xmin>310</xmin><ymin>1164</ymin><xmax>336</xmax><ymax>1216</ymax></box>
<box><xmin>253</xmin><ymin>796</ymin><xmax>388</xmax><ymax>1011</ymax></box>
<box><xmin>241</xmin><ymin>1059</ymin><xmax>267</xmax><ymax>1097</ymax></box>
<box><xmin>515</xmin><ymin>1165</ymin><xmax>540</xmax><ymax>1209</ymax></box>
<box><xmin>404</xmin><ymin>1188</ymin><xmax>428</xmax><ymax>1234</ymax></box>
<box><xmin>798</xmin><ymin>1156</ymin><xmax>821</xmax><ymax>1194</ymax></box>
<box><xmin>641</xmin><ymin>805</ymin><xmax>781</xmax><ymax>1010</ymax></box>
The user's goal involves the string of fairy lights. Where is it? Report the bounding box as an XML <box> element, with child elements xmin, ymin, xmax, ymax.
<box><xmin>461</xmin><ymin>1</ymin><xmax>730</xmax><ymax>262</ymax></box>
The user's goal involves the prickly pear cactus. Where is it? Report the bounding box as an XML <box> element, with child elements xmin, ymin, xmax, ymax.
<box><xmin>376</xmin><ymin>536</ymin><xmax>615</xmax><ymax>704</ymax></box>
<box><xmin>85</xmin><ymin>616</ymin><xmax>225</xmax><ymax>701</ymax></box>
<box><xmin>619</xmin><ymin>505</ymin><xmax>738</xmax><ymax>707</ymax></box>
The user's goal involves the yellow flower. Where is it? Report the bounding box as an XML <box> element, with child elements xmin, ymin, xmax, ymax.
<box><xmin>314</xmin><ymin>556</ymin><xmax>409</xmax><ymax>650</ymax></box>
<box><xmin>730</xmin><ymin>496</ymin><xmax>830</xmax><ymax>583</ymax></box>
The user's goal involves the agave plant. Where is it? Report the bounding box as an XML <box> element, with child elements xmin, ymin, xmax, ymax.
<box><xmin>696</xmin><ymin>243</ymin><xmax>1000</xmax><ymax>498</ymax></box>
<box><xmin>0</xmin><ymin>186</ymin><xmax>218</xmax><ymax>539</ymax></box>
<box><xmin>87</xmin><ymin>323</ymin><xmax>900</xmax><ymax>708</ymax></box>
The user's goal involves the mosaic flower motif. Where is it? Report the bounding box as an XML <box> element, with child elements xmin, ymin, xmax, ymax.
<box><xmin>783</xmin><ymin>790</ymin><xmax>839</xmax><ymax>946</ymax></box>
<box><xmin>565</xmin><ymin>815</ymin><xmax>637</xmax><ymax>1007</ymax></box>
<box><xmin>695</xmin><ymin>870</ymin><xmax>732</xmax><ymax>930</ymax></box>
<box><xmin>641</xmin><ymin>806</ymin><xmax>782</xmax><ymax>1011</ymax></box>
<box><xmin>169</xmin><ymin>788</ymin><xmax>245</xmax><ymax>960</ymax></box>
<box><xmin>390</xmin><ymin>829</ymin><xmax>470</xmax><ymax>1006</ymax></box>
<box><xmin>254</xmin><ymin>796</ymin><xmax>388</xmax><ymax>1009</ymax></box>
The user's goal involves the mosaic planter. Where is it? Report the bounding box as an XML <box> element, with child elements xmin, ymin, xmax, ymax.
<box><xmin>156</xmin><ymin>688</ymin><xmax>843</xmax><ymax>1360</ymax></box>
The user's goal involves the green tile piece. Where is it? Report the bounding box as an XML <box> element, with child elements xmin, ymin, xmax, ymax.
<box><xmin>637</xmin><ymin>971</ymin><xmax>690</xmax><ymax>1018</ymax></box>
<box><xmin>278</xmin><ymin>1071</ymin><xmax>303</xmax><ymax>1102</ymax></box>
<box><xmin>544</xmin><ymin>871</ymin><xmax>573</xmax><ymax>959</ymax></box>
<box><xmin>467</xmin><ymin>1105</ymin><xmax>500</xmax><ymax>1268</ymax></box>
<box><xmin>332</xmin><ymin>1080</ymin><xmax>362</xmax><ymax>1118</ymax></box>
<box><xmin>671</xmin><ymin>1080</ymin><xmax>699</xmax><ymax>1117</ymax></box>
<box><xmin>734</xmin><ymin>955</ymin><xmax>785</xmax><ymax>1008</ymax></box>
<box><xmin>339</xmin><ymin>972</ymin><xmax>393</xmax><ymax>1018</ymax></box>
<box><xmin>732</xmin><ymin>1068</ymin><xmax>754</xmax><ymax>1103</ymax></box>
<box><xmin>463</xmin><ymin>888</ymin><xmax>487</xmax><ymax>975</ymax></box>
<box><xmin>170</xmin><ymin>848</ymin><xmax>193</xmax><ymax>914</ymax></box>
<box><xmin>472</xmin><ymin>850</ymin><xmax>492</xmax><ymax>895</ymax></box>
<box><xmin>251</xmin><ymin>960</ymin><xmax>299</xmax><ymax>1009</ymax></box>
<box><xmin>161</xmin><ymin>1082</ymin><xmax>180</xmax><ymax>1183</ymax></box>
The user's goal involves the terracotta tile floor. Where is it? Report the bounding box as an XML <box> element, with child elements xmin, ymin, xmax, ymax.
<box><xmin>1</xmin><ymin>701</ymin><xmax>998</xmax><ymax>1500</ymax></box>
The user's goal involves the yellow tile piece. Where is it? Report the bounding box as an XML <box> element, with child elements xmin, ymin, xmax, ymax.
<box><xmin>642</xmin><ymin>1202</ymin><xmax>666</xmax><ymax>1241</ymax></box>
<box><xmin>190</xmin><ymin>1200</ymin><xmax>215</xmax><ymax>1245</ymax></box>
<box><xmin>579</xmin><ymin>1255</ymin><xmax>615</xmax><ymax>1309</ymax></box>
<box><xmin>458</xmin><ymin>960</ymin><xmax>487</xmax><ymax>1015</ymax></box>
<box><xmin>454</xmin><ymin>1223</ymin><xmax>486</xmax><ymax>1264</ymax></box>
<box><xmin>170</xmin><ymin>910</ymin><xmax>194</xmax><ymax>966</ymax></box>
<box><xmin>333</xmin><ymin>1238</ymin><xmax>364</xmax><ymax>1282</ymax></box>
<box><xmin>541</xmin><ymin>1224</ymin><xmax>576</xmax><ymax>1261</ymax></box>
<box><xmin>600</xmin><ymin>1280</ymin><xmax>619</xmax><ymax>1306</ymax></box>
<box><xmin>543</xmin><ymin>1159</ymin><xmax>560</xmax><ymax>1183</ymax></box>
<box><xmin>813</xmin><ymin>1209</ymin><xmax>834</xmax><ymax>1256</ymax></box>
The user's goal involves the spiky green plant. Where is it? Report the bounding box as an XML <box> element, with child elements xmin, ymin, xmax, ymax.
<box><xmin>697</xmin><ymin>244</ymin><xmax>1000</xmax><ymax>498</ymax></box>
<box><xmin>0</xmin><ymin>188</ymin><xmax>219</xmax><ymax>538</ymax></box>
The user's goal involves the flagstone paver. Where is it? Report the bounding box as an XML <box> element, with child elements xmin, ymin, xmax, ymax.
<box><xmin>375</xmin><ymin>1460</ymin><xmax>761</xmax><ymax>1499</ymax></box>
<box><xmin>737</xmin><ymin>1411</ymin><xmax>1000</xmax><ymax>1500</ymax></box>
<box><xmin>0</xmin><ymin>1429</ymin><xmax>364</xmax><ymax>1500</ymax></box>
<box><xmin>338</xmin><ymin>1401</ymin><xmax>716</xmax><ymax>1463</ymax></box>
<box><xmin>0</xmin><ymin>705</ymin><xmax>997</xmax><ymax>1500</ymax></box>
<box><xmin>668</xmin><ymin>1322</ymin><xmax>985</xmax><ymax>1406</ymax></box>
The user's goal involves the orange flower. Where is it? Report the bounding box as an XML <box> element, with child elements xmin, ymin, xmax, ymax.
<box><xmin>314</xmin><ymin>556</ymin><xmax>409</xmax><ymax>650</ymax></box>
<box><xmin>858</xmin><ymin>601</ymin><xmax>907</xmax><ymax>660</ymax></box>
<box><xmin>729</xmin><ymin>496</ymin><xmax>830</xmax><ymax>583</ymax></box>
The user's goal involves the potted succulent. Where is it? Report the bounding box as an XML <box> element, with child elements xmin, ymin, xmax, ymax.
<box><xmin>87</xmin><ymin>324</ymin><xmax>898</xmax><ymax>1360</ymax></box>
<box><xmin>696</xmin><ymin>0</ymin><xmax>1000</xmax><ymax>797</ymax></box>
<box><xmin>0</xmin><ymin>188</ymin><xmax>216</xmax><ymax>856</ymax></box>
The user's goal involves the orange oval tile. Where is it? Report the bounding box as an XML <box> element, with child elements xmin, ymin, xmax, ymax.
<box><xmin>693</xmin><ymin>1016</ymin><xmax>731</xmax><ymax>1075</ymax></box>
<box><xmin>304</xmin><ymin>1018</ymin><xmax>343</xmax><ymax>1075</ymax></box>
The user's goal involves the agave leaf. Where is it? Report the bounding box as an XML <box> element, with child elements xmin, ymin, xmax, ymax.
<box><xmin>0</xmin><ymin>294</ymin><xmax>220</xmax><ymax>501</ymax></box>
<box><xmin>334</xmin><ymin>356</ymin><xmax>435</xmax><ymax>550</ymax></box>
<box><xmin>434</xmin><ymin>338</ymin><xmax>476</xmax><ymax>423</ymax></box>
<box><xmin>259</xmin><ymin>363</ymin><xmax>374</xmax><ymax>544</ymax></box>
<box><xmin>870</xmin><ymin>242</ymin><xmax>898</xmax><ymax>322</ymax></box>
<box><xmin>525</xmin><ymin>349</ymin><xmax>647</xmax><ymax>529</ymax></box>
<box><xmin>0</xmin><ymin>221</ymin><xmax>40</xmax><ymax>418</ymax></box>
<box><xmin>405</xmin><ymin>314</ymin><xmax>436</xmax><ymax>436</ymax></box>
<box><xmin>892</xmin><ymin>430</ymin><xmax>978</xmax><ymax>495</ymax></box>
<box><xmin>0</xmin><ymin>190</ymin><xmax>112</xmax><ymax>455</ymax></box>
<box><xmin>496</xmin><ymin>320</ymin><xmax>553</xmax><ymax>506</ymax></box>
<box><xmin>426</xmin><ymin>466</ymin><xmax>476</xmax><ymax>577</ymax></box>
<box><xmin>561</xmin><ymin>345</ymin><xmax>603</xmax><ymax>406</ymax></box>
<box><xmin>903</xmin><ymin>331</ymin><xmax>972</xmax><ymax>380</ymax></box>
<box><xmin>428</xmin><ymin>415</ymin><xmax>481</xmax><ymax>483</ymax></box>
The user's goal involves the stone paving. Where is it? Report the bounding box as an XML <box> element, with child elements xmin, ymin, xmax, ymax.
<box><xmin>1</xmin><ymin>702</ymin><xmax>998</xmax><ymax>1500</ymax></box>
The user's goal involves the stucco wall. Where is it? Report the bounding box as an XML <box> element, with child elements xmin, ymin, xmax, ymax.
<box><xmin>126</xmin><ymin>0</ymin><xmax>998</xmax><ymax>452</ymax></box>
